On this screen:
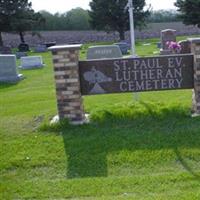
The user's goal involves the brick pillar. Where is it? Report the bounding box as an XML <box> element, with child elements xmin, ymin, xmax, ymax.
<box><xmin>49</xmin><ymin>44</ymin><xmax>85</xmax><ymax>124</ymax></box>
<box><xmin>189</xmin><ymin>38</ymin><xmax>200</xmax><ymax>116</ymax></box>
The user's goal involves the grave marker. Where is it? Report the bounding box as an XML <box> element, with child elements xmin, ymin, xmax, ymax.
<box><xmin>87</xmin><ymin>45</ymin><xmax>122</xmax><ymax>60</ymax></box>
<box><xmin>0</xmin><ymin>55</ymin><xmax>23</xmax><ymax>83</ymax></box>
<box><xmin>16</xmin><ymin>52</ymin><xmax>27</xmax><ymax>59</ymax></box>
<box><xmin>18</xmin><ymin>43</ymin><xmax>29</xmax><ymax>52</ymax></box>
<box><xmin>114</xmin><ymin>42</ymin><xmax>130</xmax><ymax>55</ymax></box>
<box><xmin>20</xmin><ymin>56</ymin><xmax>44</xmax><ymax>69</ymax></box>
<box><xmin>0</xmin><ymin>46</ymin><xmax>12</xmax><ymax>54</ymax></box>
<box><xmin>34</xmin><ymin>45</ymin><xmax>47</xmax><ymax>53</ymax></box>
<box><xmin>160</xmin><ymin>29</ymin><xmax>176</xmax><ymax>55</ymax></box>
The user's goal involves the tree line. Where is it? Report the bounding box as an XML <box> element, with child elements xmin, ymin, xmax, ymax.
<box><xmin>34</xmin><ymin>9</ymin><xmax>180</xmax><ymax>31</ymax></box>
<box><xmin>0</xmin><ymin>0</ymin><xmax>199</xmax><ymax>46</ymax></box>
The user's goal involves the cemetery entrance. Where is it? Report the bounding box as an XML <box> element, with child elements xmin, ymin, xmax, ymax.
<box><xmin>49</xmin><ymin>39</ymin><xmax>200</xmax><ymax>124</ymax></box>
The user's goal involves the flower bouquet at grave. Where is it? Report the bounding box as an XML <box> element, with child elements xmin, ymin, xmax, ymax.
<box><xmin>166</xmin><ymin>41</ymin><xmax>181</xmax><ymax>54</ymax></box>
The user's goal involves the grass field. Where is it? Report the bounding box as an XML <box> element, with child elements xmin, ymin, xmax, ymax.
<box><xmin>0</xmin><ymin>36</ymin><xmax>200</xmax><ymax>199</ymax></box>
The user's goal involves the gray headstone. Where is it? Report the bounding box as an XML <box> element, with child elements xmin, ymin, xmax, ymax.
<box><xmin>0</xmin><ymin>55</ymin><xmax>23</xmax><ymax>83</ymax></box>
<box><xmin>114</xmin><ymin>42</ymin><xmax>130</xmax><ymax>55</ymax></box>
<box><xmin>34</xmin><ymin>45</ymin><xmax>47</xmax><ymax>53</ymax></box>
<box><xmin>87</xmin><ymin>45</ymin><xmax>123</xmax><ymax>60</ymax></box>
<box><xmin>20</xmin><ymin>56</ymin><xmax>44</xmax><ymax>69</ymax></box>
<box><xmin>16</xmin><ymin>52</ymin><xmax>27</xmax><ymax>59</ymax></box>
<box><xmin>161</xmin><ymin>29</ymin><xmax>176</xmax><ymax>50</ymax></box>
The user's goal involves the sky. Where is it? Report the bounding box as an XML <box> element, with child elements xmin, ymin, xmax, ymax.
<box><xmin>31</xmin><ymin>0</ymin><xmax>177</xmax><ymax>14</ymax></box>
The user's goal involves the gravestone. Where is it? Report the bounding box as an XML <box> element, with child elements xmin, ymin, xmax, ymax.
<box><xmin>0</xmin><ymin>55</ymin><xmax>23</xmax><ymax>83</ymax></box>
<box><xmin>34</xmin><ymin>44</ymin><xmax>47</xmax><ymax>53</ymax></box>
<box><xmin>20</xmin><ymin>56</ymin><xmax>44</xmax><ymax>69</ymax></box>
<box><xmin>114</xmin><ymin>42</ymin><xmax>130</xmax><ymax>55</ymax></box>
<box><xmin>18</xmin><ymin>43</ymin><xmax>30</xmax><ymax>52</ymax></box>
<box><xmin>160</xmin><ymin>29</ymin><xmax>176</xmax><ymax>55</ymax></box>
<box><xmin>178</xmin><ymin>40</ymin><xmax>191</xmax><ymax>54</ymax></box>
<box><xmin>16</xmin><ymin>52</ymin><xmax>27</xmax><ymax>59</ymax></box>
<box><xmin>0</xmin><ymin>46</ymin><xmax>12</xmax><ymax>54</ymax></box>
<box><xmin>87</xmin><ymin>45</ymin><xmax>123</xmax><ymax>60</ymax></box>
<box><xmin>161</xmin><ymin>29</ymin><xmax>176</xmax><ymax>50</ymax></box>
<box><xmin>157</xmin><ymin>42</ymin><xmax>161</xmax><ymax>49</ymax></box>
<box><xmin>43</xmin><ymin>42</ymin><xmax>56</xmax><ymax>48</ymax></box>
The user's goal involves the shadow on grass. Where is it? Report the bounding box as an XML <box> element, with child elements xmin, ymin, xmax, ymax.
<box><xmin>40</xmin><ymin>102</ymin><xmax>200</xmax><ymax>179</ymax></box>
<box><xmin>0</xmin><ymin>82</ymin><xmax>18</xmax><ymax>89</ymax></box>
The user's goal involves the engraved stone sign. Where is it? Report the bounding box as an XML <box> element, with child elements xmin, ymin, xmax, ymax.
<box><xmin>87</xmin><ymin>45</ymin><xmax>123</xmax><ymax>60</ymax></box>
<box><xmin>20</xmin><ymin>56</ymin><xmax>44</xmax><ymax>69</ymax></box>
<box><xmin>0</xmin><ymin>55</ymin><xmax>23</xmax><ymax>83</ymax></box>
<box><xmin>79</xmin><ymin>54</ymin><xmax>194</xmax><ymax>95</ymax></box>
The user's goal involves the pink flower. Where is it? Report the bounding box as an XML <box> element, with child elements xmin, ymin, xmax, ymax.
<box><xmin>166</xmin><ymin>41</ymin><xmax>181</xmax><ymax>53</ymax></box>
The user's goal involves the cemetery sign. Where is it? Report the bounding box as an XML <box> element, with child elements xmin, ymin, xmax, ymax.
<box><xmin>49</xmin><ymin>40</ymin><xmax>200</xmax><ymax>124</ymax></box>
<box><xmin>79</xmin><ymin>54</ymin><xmax>194</xmax><ymax>95</ymax></box>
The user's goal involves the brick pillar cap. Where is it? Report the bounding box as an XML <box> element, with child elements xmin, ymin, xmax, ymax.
<box><xmin>48</xmin><ymin>44</ymin><xmax>82</xmax><ymax>51</ymax></box>
<box><xmin>188</xmin><ymin>38</ymin><xmax>200</xmax><ymax>43</ymax></box>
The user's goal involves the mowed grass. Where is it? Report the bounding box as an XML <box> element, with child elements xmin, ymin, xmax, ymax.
<box><xmin>0</xmin><ymin>36</ymin><xmax>200</xmax><ymax>199</ymax></box>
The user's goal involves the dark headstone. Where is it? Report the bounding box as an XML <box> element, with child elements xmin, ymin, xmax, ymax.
<box><xmin>179</xmin><ymin>40</ymin><xmax>191</xmax><ymax>54</ymax></box>
<box><xmin>114</xmin><ymin>42</ymin><xmax>130</xmax><ymax>55</ymax></box>
<box><xmin>157</xmin><ymin>42</ymin><xmax>161</xmax><ymax>49</ymax></box>
<box><xmin>0</xmin><ymin>46</ymin><xmax>12</xmax><ymax>54</ymax></box>
<box><xmin>43</xmin><ymin>42</ymin><xmax>56</xmax><ymax>48</ymax></box>
<box><xmin>18</xmin><ymin>43</ymin><xmax>30</xmax><ymax>52</ymax></box>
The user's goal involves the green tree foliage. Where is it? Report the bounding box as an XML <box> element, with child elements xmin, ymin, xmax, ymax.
<box><xmin>66</xmin><ymin>8</ymin><xmax>90</xmax><ymax>30</ymax></box>
<box><xmin>175</xmin><ymin>0</ymin><xmax>200</xmax><ymax>27</ymax></box>
<box><xmin>148</xmin><ymin>10</ymin><xmax>179</xmax><ymax>23</ymax></box>
<box><xmin>89</xmin><ymin>0</ymin><xmax>150</xmax><ymax>40</ymax></box>
<box><xmin>0</xmin><ymin>0</ymin><xmax>44</xmax><ymax>45</ymax></box>
<box><xmin>38</xmin><ymin>8</ymin><xmax>91</xmax><ymax>31</ymax></box>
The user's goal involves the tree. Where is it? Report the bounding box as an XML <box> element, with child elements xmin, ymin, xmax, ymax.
<box><xmin>175</xmin><ymin>0</ymin><xmax>200</xmax><ymax>28</ymax></box>
<box><xmin>89</xmin><ymin>0</ymin><xmax>150</xmax><ymax>40</ymax></box>
<box><xmin>148</xmin><ymin>10</ymin><xmax>179</xmax><ymax>23</ymax></box>
<box><xmin>0</xmin><ymin>0</ymin><xmax>44</xmax><ymax>45</ymax></box>
<box><xmin>37</xmin><ymin>8</ymin><xmax>91</xmax><ymax>31</ymax></box>
<box><xmin>66</xmin><ymin>8</ymin><xmax>91</xmax><ymax>30</ymax></box>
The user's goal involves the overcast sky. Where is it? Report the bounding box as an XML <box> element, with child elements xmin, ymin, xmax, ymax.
<box><xmin>31</xmin><ymin>0</ymin><xmax>177</xmax><ymax>14</ymax></box>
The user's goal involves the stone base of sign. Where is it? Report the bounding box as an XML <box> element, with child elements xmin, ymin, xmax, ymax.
<box><xmin>49</xmin><ymin>44</ymin><xmax>85</xmax><ymax>124</ymax></box>
<box><xmin>192</xmin><ymin>113</ymin><xmax>200</xmax><ymax>118</ymax></box>
<box><xmin>189</xmin><ymin>38</ymin><xmax>200</xmax><ymax>115</ymax></box>
<box><xmin>50</xmin><ymin>113</ymin><xmax>90</xmax><ymax>125</ymax></box>
<box><xmin>0</xmin><ymin>74</ymin><xmax>24</xmax><ymax>83</ymax></box>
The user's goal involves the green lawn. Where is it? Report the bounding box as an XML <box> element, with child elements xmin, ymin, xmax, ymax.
<box><xmin>0</xmin><ymin>36</ymin><xmax>200</xmax><ymax>200</ymax></box>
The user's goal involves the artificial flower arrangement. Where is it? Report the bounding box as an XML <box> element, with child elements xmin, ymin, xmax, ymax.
<box><xmin>166</xmin><ymin>41</ymin><xmax>181</xmax><ymax>54</ymax></box>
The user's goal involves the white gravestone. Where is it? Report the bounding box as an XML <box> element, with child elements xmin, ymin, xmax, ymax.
<box><xmin>0</xmin><ymin>55</ymin><xmax>23</xmax><ymax>83</ymax></box>
<box><xmin>87</xmin><ymin>45</ymin><xmax>123</xmax><ymax>60</ymax></box>
<box><xmin>20</xmin><ymin>56</ymin><xmax>45</xmax><ymax>69</ymax></box>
